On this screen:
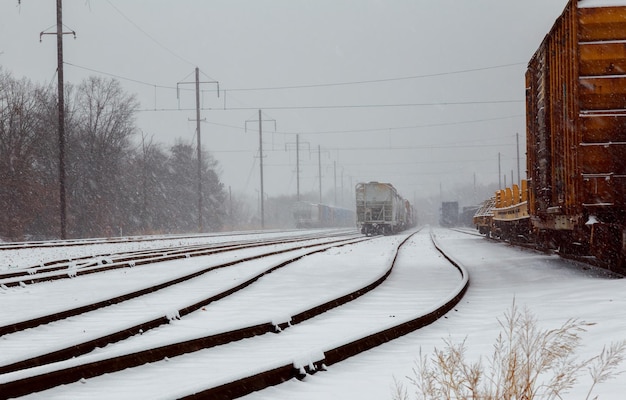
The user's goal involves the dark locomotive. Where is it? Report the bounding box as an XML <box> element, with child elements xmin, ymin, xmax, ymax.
<box><xmin>474</xmin><ymin>0</ymin><xmax>626</xmax><ymax>273</ymax></box>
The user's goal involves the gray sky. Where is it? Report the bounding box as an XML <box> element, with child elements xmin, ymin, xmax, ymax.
<box><xmin>0</xmin><ymin>0</ymin><xmax>572</xmax><ymax>206</ymax></box>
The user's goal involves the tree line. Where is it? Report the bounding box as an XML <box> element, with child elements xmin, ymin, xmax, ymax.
<box><xmin>0</xmin><ymin>69</ymin><xmax>227</xmax><ymax>241</ymax></box>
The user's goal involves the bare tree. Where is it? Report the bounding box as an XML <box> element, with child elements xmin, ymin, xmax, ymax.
<box><xmin>67</xmin><ymin>76</ymin><xmax>138</xmax><ymax>237</ymax></box>
<box><xmin>0</xmin><ymin>71</ymin><xmax>50</xmax><ymax>240</ymax></box>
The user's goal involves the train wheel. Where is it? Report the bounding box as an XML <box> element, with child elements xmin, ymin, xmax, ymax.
<box><xmin>590</xmin><ymin>223</ymin><xmax>623</xmax><ymax>269</ymax></box>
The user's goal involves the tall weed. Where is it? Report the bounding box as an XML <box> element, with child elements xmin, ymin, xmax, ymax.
<box><xmin>394</xmin><ymin>302</ymin><xmax>625</xmax><ymax>400</ymax></box>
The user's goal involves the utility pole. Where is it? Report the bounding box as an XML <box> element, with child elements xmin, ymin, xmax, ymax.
<box><xmin>245</xmin><ymin>110</ymin><xmax>276</xmax><ymax>229</ymax></box>
<box><xmin>516</xmin><ymin>132</ymin><xmax>521</xmax><ymax>186</ymax></box>
<box><xmin>333</xmin><ymin>161</ymin><xmax>337</xmax><ymax>205</ymax></box>
<box><xmin>341</xmin><ymin>167</ymin><xmax>344</xmax><ymax>206</ymax></box>
<box><xmin>318</xmin><ymin>145</ymin><xmax>322</xmax><ymax>203</ymax></box>
<box><xmin>285</xmin><ymin>134</ymin><xmax>310</xmax><ymax>202</ymax></box>
<box><xmin>498</xmin><ymin>152</ymin><xmax>502</xmax><ymax>189</ymax></box>
<box><xmin>195</xmin><ymin>67</ymin><xmax>202</xmax><ymax>232</ymax></box>
<box><xmin>258</xmin><ymin>109</ymin><xmax>264</xmax><ymax>229</ymax></box>
<box><xmin>312</xmin><ymin>145</ymin><xmax>329</xmax><ymax>204</ymax></box>
<box><xmin>296</xmin><ymin>134</ymin><xmax>300</xmax><ymax>201</ymax></box>
<box><xmin>229</xmin><ymin>185</ymin><xmax>232</xmax><ymax>229</ymax></box>
<box><xmin>39</xmin><ymin>0</ymin><xmax>76</xmax><ymax>239</ymax></box>
<box><xmin>55</xmin><ymin>0</ymin><xmax>67</xmax><ymax>239</ymax></box>
<box><xmin>177</xmin><ymin>68</ymin><xmax>218</xmax><ymax>232</ymax></box>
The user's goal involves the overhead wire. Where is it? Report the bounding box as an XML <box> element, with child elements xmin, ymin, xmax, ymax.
<box><xmin>63</xmin><ymin>53</ymin><xmax>524</xmax><ymax>144</ymax></box>
<box><xmin>104</xmin><ymin>0</ymin><xmax>196</xmax><ymax>68</ymax></box>
<box><xmin>135</xmin><ymin>99</ymin><xmax>523</xmax><ymax>113</ymax></box>
<box><xmin>224</xmin><ymin>62</ymin><xmax>526</xmax><ymax>92</ymax></box>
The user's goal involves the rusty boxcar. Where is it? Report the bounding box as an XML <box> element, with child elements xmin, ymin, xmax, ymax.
<box><xmin>526</xmin><ymin>0</ymin><xmax>626</xmax><ymax>267</ymax></box>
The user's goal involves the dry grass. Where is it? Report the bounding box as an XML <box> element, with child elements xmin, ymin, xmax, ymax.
<box><xmin>393</xmin><ymin>301</ymin><xmax>625</xmax><ymax>400</ymax></box>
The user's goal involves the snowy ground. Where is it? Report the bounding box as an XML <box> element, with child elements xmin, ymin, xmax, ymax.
<box><xmin>1</xmin><ymin>228</ymin><xmax>625</xmax><ymax>399</ymax></box>
<box><xmin>240</xmin><ymin>228</ymin><xmax>626</xmax><ymax>400</ymax></box>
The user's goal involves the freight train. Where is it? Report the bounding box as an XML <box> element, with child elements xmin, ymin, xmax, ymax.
<box><xmin>355</xmin><ymin>182</ymin><xmax>416</xmax><ymax>235</ymax></box>
<box><xmin>292</xmin><ymin>201</ymin><xmax>355</xmax><ymax>229</ymax></box>
<box><xmin>474</xmin><ymin>0</ymin><xmax>626</xmax><ymax>273</ymax></box>
<box><xmin>440</xmin><ymin>201</ymin><xmax>459</xmax><ymax>227</ymax></box>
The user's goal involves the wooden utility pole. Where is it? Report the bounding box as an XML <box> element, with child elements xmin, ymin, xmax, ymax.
<box><xmin>318</xmin><ymin>145</ymin><xmax>322</xmax><ymax>203</ymax></box>
<box><xmin>258</xmin><ymin>109</ymin><xmax>264</xmax><ymax>229</ymax></box>
<box><xmin>56</xmin><ymin>0</ymin><xmax>67</xmax><ymax>239</ymax></box>
<box><xmin>195</xmin><ymin>67</ymin><xmax>202</xmax><ymax>232</ymax></box>
<box><xmin>516</xmin><ymin>132</ymin><xmax>521</xmax><ymax>186</ymax></box>
<box><xmin>245</xmin><ymin>111</ymin><xmax>276</xmax><ymax>230</ymax></box>
<box><xmin>285</xmin><ymin>134</ymin><xmax>310</xmax><ymax>202</ymax></box>
<box><xmin>333</xmin><ymin>161</ymin><xmax>337</xmax><ymax>205</ymax></box>
<box><xmin>177</xmin><ymin>69</ymin><xmax>218</xmax><ymax>232</ymax></box>
<box><xmin>296</xmin><ymin>134</ymin><xmax>300</xmax><ymax>201</ymax></box>
<box><xmin>498</xmin><ymin>152</ymin><xmax>502</xmax><ymax>189</ymax></box>
<box><xmin>38</xmin><ymin>0</ymin><xmax>75</xmax><ymax>239</ymax></box>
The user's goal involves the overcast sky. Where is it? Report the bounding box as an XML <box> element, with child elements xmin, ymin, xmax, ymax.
<box><xmin>0</xmin><ymin>0</ymin><xmax>574</xmax><ymax>207</ymax></box>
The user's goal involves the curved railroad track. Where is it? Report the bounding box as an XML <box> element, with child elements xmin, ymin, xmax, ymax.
<box><xmin>0</xmin><ymin>229</ymin><xmax>469</xmax><ymax>399</ymax></box>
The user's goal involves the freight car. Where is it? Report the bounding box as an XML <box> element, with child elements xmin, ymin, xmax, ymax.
<box><xmin>473</xmin><ymin>181</ymin><xmax>530</xmax><ymax>241</ymax></box>
<box><xmin>355</xmin><ymin>182</ymin><xmax>416</xmax><ymax>235</ymax></box>
<box><xmin>292</xmin><ymin>201</ymin><xmax>355</xmax><ymax>229</ymax></box>
<box><xmin>474</xmin><ymin>0</ymin><xmax>626</xmax><ymax>272</ymax></box>
<box><xmin>439</xmin><ymin>201</ymin><xmax>459</xmax><ymax>227</ymax></box>
<box><xmin>527</xmin><ymin>0</ymin><xmax>626</xmax><ymax>267</ymax></box>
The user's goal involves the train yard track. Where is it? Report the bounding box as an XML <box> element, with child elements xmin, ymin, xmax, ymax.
<box><xmin>0</xmin><ymin>229</ymin><xmax>468</xmax><ymax>399</ymax></box>
<box><xmin>0</xmin><ymin>230</ymin><xmax>354</xmax><ymax>280</ymax></box>
<box><xmin>0</xmin><ymin>230</ymin><xmax>291</xmax><ymax>251</ymax></box>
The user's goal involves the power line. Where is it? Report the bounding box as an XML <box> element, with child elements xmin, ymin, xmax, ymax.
<box><xmin>226</xmin><ymin>101</ymin><xmax>524</xmax><ymax>110</ymax></box>
<box><xmin>64</xmin><ymin>61</ymin><xmax>178</xmax><ymax>89</ymax></box>
<box><xmin>197</xmin><ymin>114</ymin><xmax>523</xmax><ymax>136</ymax></box>
<box><xmin>225</xmin><ymin>62</ymin><xmax>526</xmax><ymax>92</ymax></box>
<box><xmin>330</xmin><ymin>142</ymin><xmax>516</xmax><ymax>151</ymax></box>
<box><xmin>136</xmin><ymin>100</ymin><xmax>523</xmax><ymax>113</ymax></box>
<box><xmin>209</xmin><ymin>141</ymin><xmax>515</xmax><ymax>154</ymax></box>
<box><xmin>64</xmin><ymin>60</ymin><xmax>525</xmax><ymax>98</ymax></box>
<box><xmin>104</xmin><ymin>0</ymin><xmax>196</xmax><ymax>68</ymax></box>
<box><xmin>273</xmin><ymin>114</ymin><xmax>524</xmax><ymax>135</ymax></box>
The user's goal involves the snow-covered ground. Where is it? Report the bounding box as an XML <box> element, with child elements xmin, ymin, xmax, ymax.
<box><xmin>1</xmin><ymin>228</ymin><xmax>625</xmax><ymax>399</ymax></box>
<box><xmin>240</xmin><ymin>228</ymin><xmax>626</xmax><ymax>400</ymax></box>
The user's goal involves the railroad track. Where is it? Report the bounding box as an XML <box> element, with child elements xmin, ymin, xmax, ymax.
<box><xmin>0</xmin><ymin>231</ymin><xmax>363</xmax><ymax>362</ymax></box>
<box><xmin>0</xmin><ymin>230</ymin><xmax>303</xmax><ymax>251</ymax></box>
<box><xmin>0</xmin><ymin>230</ymin><xmax>355</xmax><ymax>286</ymax></box>
<box><xmin>0</xmin><ymin>229</ymin><xmax>469</xmax><ymax>399</ymax></box>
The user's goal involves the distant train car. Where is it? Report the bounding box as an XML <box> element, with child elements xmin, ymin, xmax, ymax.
<box><xmin>473</xmin><ymin>181</ymin><xmax>530</xmax><ymax>240</ymax></box>
<box><xmin>292</xmin><ymin>201</ymin><xmax>355</xmax><ymax>228</ymax></box>
<box><xmin>404</xmin><ymin>199</ymin><xmax>418</xmax><ymax>229</ymax></box>
<box><xmin>439</xmin><ymin>201</ymin><xmax>459</xmax><ymax>227</ymax></box>
<box><xmin>355</xmin><ymin>182</ymin><xmax>414</xmax><ymax>235</ymax></box>
<box><xmin>492</xmin><ymin>181</ymin><xmax>530</xmax><ymax>240</ymax></box>
<box><xmin>473</xmin><ymin>197</ymin><xmax>496</xmax><ymax>236</ymax></box>
<box><xmin>459</xmin><ymin>205</ymin><xmax>480</xmax><ymax>227</ymax></box>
